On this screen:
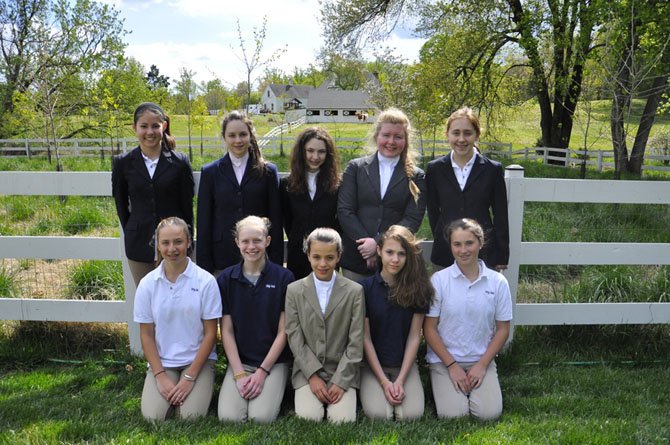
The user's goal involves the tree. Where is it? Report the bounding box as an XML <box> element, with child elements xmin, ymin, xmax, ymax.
<box><xmin>233</xmin><ymin>15</ymin><xmax>286</xmax><ymax>113</ymax></box>
<box><xmin>321</xmin><ymin>0</ymin><xmax>603</xmax><ymax>152</ymax></box>
<box><xmin>602</xmin><ymin>0</ymin><xmax>670</xmax><ymax>177</ymax></box>
<box><xmin>201</xmin><ymin>78</ymin><xmax>229</xmax><ymax>112</ymax></box>
<box><xmin>191</xmin><ymin>95</ymin><xmax>209</xmax><ymax>156</ymax></box>
<box><xmin>145</xmin><ymin>64</ymin><xmax>170</xmax><ymax>90</ymax></box>
<box><xmin>0</xmin><ymin>0</ymin><xmax>126</xmax><ymax>139</ymax></box>
<box><xmin>174</xmin><ymin>67</ymin><xmax>198</xmax><ymax>160</ymax></box>
<box><xmin>320</xmin><ymin>50</ymin><xmax>367</xmax><ymax>90</ymax></box>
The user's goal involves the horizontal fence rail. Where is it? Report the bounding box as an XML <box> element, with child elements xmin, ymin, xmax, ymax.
<box><xmin>1</xmin><ymin>168</ymin><xmax>669</xmax><ymax>353</ymax></box>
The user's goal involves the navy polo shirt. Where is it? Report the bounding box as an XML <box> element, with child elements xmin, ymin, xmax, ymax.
<box><xmin>218</xmin><ymin>260</ymin><xmax>295</xmax><ymax>367</ymax></box>
<box><xmin>361</xmin><ymin>272</ymin><xmax>428</xmax><ymax>367</ymax></box>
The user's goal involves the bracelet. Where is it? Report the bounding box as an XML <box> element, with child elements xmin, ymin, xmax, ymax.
<box><xmin>258</xmin><ymin>365</ymin><xmax>270</xmax><ymax>376</ymax></box>
<box><xmin>233</xmin><ymin>371</ymin><xmax>248</xmax><ymax>381</ymax></box>
<box><xmin>182</xmin><ymin>373</ymin><xmax>196</xmax><ymax>382</ymax></box>
<box><xmin>153</xmin><ymin>370</ymin><xmax>166</xmax><ymax>378</ymax></box>
<box><xmin>446</xmin><ymin>360</ymin><xmax>457</xmax><ymax>369</ymax></box>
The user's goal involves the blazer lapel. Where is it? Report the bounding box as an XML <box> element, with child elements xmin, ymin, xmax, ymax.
<box><xmin>152</xmin><ymin>150</ymin><xmax>172</xmax><ymax>180</ymax></box>
<box><xmin>302</xmin><ymin>276</ymin><xmax>324</xmax><ymax>318</ymax></box>
<box><xmin>362</xmin><ymin>154</ymin><xmax>381</xmax><ymax>199</ymax></box>
<box><xmin>130</xmin><ymin>148</ymin><xmax>152</xmax><ymax>183</ymax></box>
<box><xmin>324</xmin><ymin>275</ymin><xmax>347</xmax><ymax>320</ymax></box>
<box><xmin>463</xmin><ymin>153</ymin><xmax>485</xmax><ymax>190</ymax></box>
<box><xmin>384</xmin><ymin>160</ymin><xmax>406</xmax><ymax>200</ymax></box>
<box><xmin>219</xmin><ymin>154</ymin><xmax>240</xmax><ymax>188</ymax></box>
<box><xmin>445</xmin><ymin>153</ymin><xmax>462</xmax><ymax>191</ymax></box>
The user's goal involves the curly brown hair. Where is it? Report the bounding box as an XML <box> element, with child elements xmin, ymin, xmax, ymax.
<box><xmin>286</xmin><ymin>127</ymin><xmax>341</xmax><ymax>194</ymax></box>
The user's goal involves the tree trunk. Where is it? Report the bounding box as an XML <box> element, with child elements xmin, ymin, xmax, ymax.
<box><xmin>628</xmin><ymin>72</ymin><xmax>670</xmax><ymax>175</ymax></box>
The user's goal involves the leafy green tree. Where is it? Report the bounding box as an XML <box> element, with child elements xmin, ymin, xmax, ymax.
<box><xmin>202</xmin><ymin>78</ymin><xmax>229</xmax><ymax>112</ymax></box>
<box><xmin>191</xmin><ymin>95</ymin><xmax>209</xmax><ymax>156</ymax></box>
<box><xmin>0</xmin><ymin>0</ymin><xmax>126</xmax><ymax>139</ymax></box>
<box><xmin>602</xmin><ymin>0</ymin><xmax>670</xmax><ymax>177</ymax></box>
<box><xmin>146</xmin><ymin>64</ymin><xmax>170</xmax><ymax>90</ymax></box>
<box><xmin>174</xmin><ymin>68</ymin><xmax>198</xmax><ymax>159</ymax></box>
<box><xmin>321</xmin><ymin>0</ymin><xmax>604</xmax><ymax>151</ymax></box>
<box><xmin>320</xmin><ymin>50</ymin><xmax>367</xmax><ymax>90</ymax></box>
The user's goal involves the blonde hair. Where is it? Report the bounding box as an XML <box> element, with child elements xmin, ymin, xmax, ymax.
<box><xmin>370</xmin><ymin>108</ymin><xmax>421</xmax><ymax>202</ymax></box>
<box><xmin>154</xmin><ymin>217</ymin><xmax>191</xmax><ymax>262</ymax></box>
<box><xmin>234</xmin><ymin>215</ymin><xmax>271</xmax><ymax>239</ymax></box>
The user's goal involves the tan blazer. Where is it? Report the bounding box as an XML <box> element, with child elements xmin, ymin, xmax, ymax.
<box><xmin>285</xmin><ymin>273</ymin><xmax>365</xmax><ymax>391</ymax></box>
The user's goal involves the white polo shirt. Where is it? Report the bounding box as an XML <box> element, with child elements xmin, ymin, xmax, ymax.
<box><xmin>134</xmin><ymin>258</ymin><xmax>222</xmax><ymax>368</ymax></box>
<box><xmin>426</xmin><ymin>260</ymin><xmax>512</xmax><ymax>363</ymax></box>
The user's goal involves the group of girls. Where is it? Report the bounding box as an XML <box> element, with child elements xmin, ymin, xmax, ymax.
<box><xmin>113</xmin><ymin>101</ymin><xmax>512</xmax><ymax>423</ymax></box>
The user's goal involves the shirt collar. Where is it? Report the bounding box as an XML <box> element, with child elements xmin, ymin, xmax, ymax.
<box><xmin>313</xmin><ymin>270</ymin><xmax>337</xmax><ymax>288</ymax></box>
<box><xmin>154</xmin><ymin>257</ymin><xmax>195</xmax><ymax>281</ymax></box>
<box><xmin>230</xmin><ymin>151</ymin><xmax>249</xmax><ymax>168</ymax></box>
<box><xmin>230</xmin><ymin>259</ymin><xmax>270</xmax><ymax>280</ymax></box>
<box><xmin>450</xmin><ymin>149</ymin><xmax>477</xmax><ymax>168</ymax></box>
<box><xmin>449</xmin><ymin>259</ymin><xmax>488</xmax><ymax>281</ymax></box>
<box><xmin>377</xmin><ymin>151</ymin><xmax>400</xmax><ymax>167</ymax></box>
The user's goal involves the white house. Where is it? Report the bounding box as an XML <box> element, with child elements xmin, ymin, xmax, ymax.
<box><xmin>260</xmin><ymin>83</ymin><xmax>315</xmax><ymax>113</ymax></box>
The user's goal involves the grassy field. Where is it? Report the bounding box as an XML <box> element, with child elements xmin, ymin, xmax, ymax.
<box><xmin>1</xmin><ymin>321</ymin><xmax>669</xmax><ymax>444</ymax></box>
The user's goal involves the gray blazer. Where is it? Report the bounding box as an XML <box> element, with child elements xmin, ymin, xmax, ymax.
<box><xmin>337</xmin><ymin>153</ymin><xmax>426</xmax><ymax>274</ymax></box>
<box><xmin>284</xmin><ymin>273</ymin><xmax>365</xmax><ymax>391</ymax></box>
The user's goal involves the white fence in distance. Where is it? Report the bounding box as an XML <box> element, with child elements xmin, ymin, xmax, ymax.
<box><xmin>1</xmin><ymin>168</ymin><xmax>669</xmax><ymax>353</ymax></box>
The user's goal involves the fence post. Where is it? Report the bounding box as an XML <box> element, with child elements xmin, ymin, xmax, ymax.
<box><xmin>597</xmin><ymin>150</ymin><xmax>603</xmax><ymax>172</ymax></box>
<box><xmin>25</xmin><ymin>138</ymin><xmax>31</xmax><ymax>159</ymax></box>
<box><xmin>504</xmin><ymin>164</ymin><xmax>525</xmax><ymax>345</ymax></box>
<box><xmin>543</xmin><ymin>147</ymin><xmax>548</xmax><ymax>164</ymax></box>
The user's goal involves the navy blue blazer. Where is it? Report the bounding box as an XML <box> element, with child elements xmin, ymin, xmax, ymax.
<box><xmin>425</xmin><ymin>152</ymin><xmax>509</xmax><ymax>268</ymax></box>
<box><xmin>111</xmin><ymin>147</ymin><xmax>194</xmax><ymax>262</ymax></box>
<box><xmin>337</xmin><ymin>153</ymin><xmax>426</xmax><ymax>275</ymax></box>
<box><xmin>280</xmin><ymin>176</ymin><xmax>340</xmax><ymax>279</ymax></box>
<box><xmin>196</xmin><ymin>153</ymin><xmax>283</xmax><ymax>273</ymax></box>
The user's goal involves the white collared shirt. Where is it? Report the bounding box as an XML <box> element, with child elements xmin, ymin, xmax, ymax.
<box><xmin>141</xmin><ymin>151</ymin><xmax>159</xmax><ymax>179</ymax></box>
<box><xmin>426</xmin><ymin>260</ymin><xmax>512</xmax><ymax>363</ymax></box>
<box><xmin>378</xmin><ymin>152</ymin><xmax>400</xmax><ymax>198</ymax></box>
<box><xmin>450</xmin><ymin>150</ymin><xmax>477</xmax><ymax>190</ymax></box>
<box><xmin>313</xmin><ymin>271</ymin><xmax>337</xmax><ymax>314</ymax></box>
<box><xmin>133</xmin><ymin>258</ymin><xmax>223</xmax><ymax>367</ymax></box>
<box><xmin>307</xmin><ymin>170</ymin><xmax>318</xmax><ymax>200</ymax></box>
<box><xmin>230</xmin><ymin>151</ymin><xmax>249</xmax><ymax>185</ymax></box>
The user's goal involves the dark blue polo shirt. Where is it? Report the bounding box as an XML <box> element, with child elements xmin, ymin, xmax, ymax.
<box><xmin>218</xmin><ymin>260</ymin><xmax>294</xmax><ymax>367</ymax></box>
<box><xmin>361</xmin><ymin>272</ymin><xmax>429</xmax><ymax>367</ymax></box>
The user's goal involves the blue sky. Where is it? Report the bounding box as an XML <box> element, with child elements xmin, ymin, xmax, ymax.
<box><xmin>102</xmin><ymin>0</ymin><xmax>426</xmax><ymax>88</ymax></box>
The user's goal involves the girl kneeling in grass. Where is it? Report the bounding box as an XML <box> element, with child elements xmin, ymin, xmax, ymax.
<box><xmin>217</xmin><ymin>216</ymin><xmax>294</xmax><ymax>423</ymax></box>
<box><xmin>424</xmin><ymin>218</ymin><xmax>512</xmax><ymax>421</ymax></box>
<box><xmin>133</xmin><ymin>217</ymin><xmax>221</xmax><ymax>421</ymax></box>
<box><xmin>360</xmin><ymin>225</ymin><xmax>434</xmax><ymax>421</ymax></box>
<box><xmin>285</xmin><ymin>228</ymin><xmax>365</xmax><ymax>423</ymax></box>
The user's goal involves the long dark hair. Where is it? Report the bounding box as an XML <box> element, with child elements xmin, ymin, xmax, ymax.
<box><xmin>286</xmin><ymin>127</ymin><xmax>341</xmax><ymax>194</ymax></box>
<box><xmin>221</xmin><ymin>111</ymin><xmax>266</xmax><ymax>177</ymax></box>
<box><xmin>378</xmin><ymin>225</ymin><xmax>434</xmax><ymax>309</ymax></box>
<box><xmin>133</xmin><ymin>102</ymin><xmax>176</xmax><ymax>152</ymax></box>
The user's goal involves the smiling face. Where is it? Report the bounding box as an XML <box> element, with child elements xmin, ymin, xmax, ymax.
<box><xmin>223</xmin><ymin>119</ymin><xmax>252</xmax><ymax>158</ymax></box>
<box><xmin>308</xmin><ymin>240</ymin><xmax>341</xmax><ymax>281</ymax></box>
<box><xmin>235</xmin><ymin>224</ymin><xmax>270</xmax><ymax>264</ymax></box>
<box><xmin>447</xmin><ymin>117</ymin><xmax>478</xmax><ymax>161</ymax></box>
<box><xmin>304</xmin><ymin>137</ymin><xmax>327</xmax><ymax>173</ymax></box>
<box><xmin>449</xmin><ymin>227</ymin><xmax>482</xmax><ymax>269</ymax></box>
<box><xmin>157</xmin><ymin>224</ymin><xmax>190</xmax><ymax>266</ymax></box>
<box><xmin>133</xmin><ymin>111</ymin><xmax>166</xmax><ymax>154</ymax></box>
<box><xmin>378</xmin><ymin>238</ymin><xmax>407</xmax><ymax>278</ymax></box>
<box><xmin>375</xmin><ymin>123</ymin><xmax>407</xmax><ymax>158</ymax></box>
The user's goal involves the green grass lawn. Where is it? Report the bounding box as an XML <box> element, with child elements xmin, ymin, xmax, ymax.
<box><xmin>1</xmin><ymin>323</ymin><xmax>669</xmax><ymax>444</ymax></box>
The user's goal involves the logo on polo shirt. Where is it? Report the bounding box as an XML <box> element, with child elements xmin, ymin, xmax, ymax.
<box><xmin>266</xmin><ymin>284</ymin><xmax>276</xmax><ymax>289</ymax></box>
<box><xmin>191</xmin><ymin>288</ymin><xmax>199</xmax><ymax>292</ymax></box>
<box><xmin>485</xmin><ymin>290</ymin><xmax>494</xmax><ymax>295</ymax></box>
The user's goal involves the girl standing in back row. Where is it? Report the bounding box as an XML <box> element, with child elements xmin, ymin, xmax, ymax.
<box><xmin>337</xmin><ymin>108</ymin><xmax>426</xmax><ymax>282</ymax></box>
<box><xmin>280</xmin><ymin>127</ymin><xmax>341</xmax><ymax>279</ymax></box>
<box><xmin>197</xmin><ymin>111</ymin><xmax>283</xmax><ymax>276</ymax></box>
<box><xmin>112</xmin><ymin>102</ymin><xmax>194</xmax><ymax>286</ymax></box>
<box><xmin>425</xmin><ymin>107</ymin><xmax>509</xmax><ymax>271</ymax></box>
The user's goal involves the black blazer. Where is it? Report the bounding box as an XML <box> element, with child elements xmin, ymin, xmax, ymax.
<box><xmin>111</xmin><ymin>147</ymin><xmax>194</xmax><ymax>262</ymax></box>
<box><xmin>196</xmin><ymin>153</ymin><xmax>283</xmax><ymax>273</ymax></box>
<box><xmin>280</xmin><ymin>176</ymin><xmax>340</xmax><ymax>279</ymax></box>
<box><xmin>426</xmin><ymin>153</ymin><xmax>509</xmax><ymax>268</ymax></box>
<box><xmin>337</xmin><ymin>153</ymin><xmax>426</xmax><ymax>275</ymax></box>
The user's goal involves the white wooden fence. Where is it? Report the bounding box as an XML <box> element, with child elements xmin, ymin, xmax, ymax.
<box><xmin>517</xmin><ymin>146</ymin><xmax>670</xmax><ymax>172</ymax></box>
<box><xmin>1</xmin><ymin>167</ymin><xmax>669</xmax><ymax>353</ymax></box>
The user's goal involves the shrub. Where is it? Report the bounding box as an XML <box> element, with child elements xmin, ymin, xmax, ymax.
<box><xmin>68</xmin><ymin>260</ymin><xmax>123</xmax><ymax>300</ymax></box>
<box><xmin>61</xmin><ymin>199</ymin><xmax>107</xmax><ymax>235</ymax></box>
<box><xmin>0</xmin><ymin>266</ymin><xmax>19</xmax><ymax>298</ymax></box>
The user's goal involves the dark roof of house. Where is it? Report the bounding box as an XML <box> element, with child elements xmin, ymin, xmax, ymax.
<box><xmin>267</xmin><ymin>84</ymin><xmax>314</xmax><ymax>100</ymax></box>
<box><xmin>308</xmin><ymin>89</ymin><xmax>373</xmax><ymax>109</ymax></box>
